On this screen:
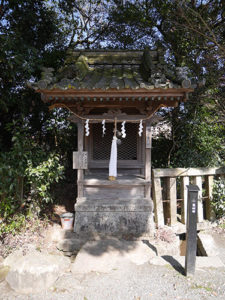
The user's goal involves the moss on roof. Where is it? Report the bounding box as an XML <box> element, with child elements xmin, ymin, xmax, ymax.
<box><xmin>34</xmin><ymin>49</ymin><xmax>193</xmax><ymax>91</ymax></box>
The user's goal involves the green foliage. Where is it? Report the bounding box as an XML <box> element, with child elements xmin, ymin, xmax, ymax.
<box><xmin>0</xmin><ymin>123</ymin><xmax>65</xmax><ymax>224</ymax></box>
<box><xmin>170</xmin><ymin>104</ymin><xmax>224</xmax><ymax>168</ymax></box>
<box><xmin>212</xmin><ymin>178</ymin><xmax>225</xmax><ymax>219</ymax></box>
<box><xmin>0</xmin><ymin>214</ymin><xmax>26</xmax><ymax>236</ymax></box>
<box><xmin>26</xmin><ymin>153</ymin><xmax>64</xmax><ymax>206</ymax></box>
<box><xmin>0</xmin><ymin>124</ymin><xmax>31</xmax><ymax>218</ymax></box>
<box><xmin>0</xmin><ymin>0</ymin><xmax>224</xmax><ymax>234</ymax></box>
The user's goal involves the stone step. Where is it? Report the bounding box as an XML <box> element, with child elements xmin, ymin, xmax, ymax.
<box><xmin>80</xmin><ymin>178</ymin><xmax>149</xmax><ymax>186</ymax></box>
<box><xmin>80</xmin><ymin>174</ymin><xmax>150</xmax><ymax>187</ymax></box>
<box><xmin>75</xmin><ymin>198</ymin><xmax>153</xmax><ymax>212</ymax></box>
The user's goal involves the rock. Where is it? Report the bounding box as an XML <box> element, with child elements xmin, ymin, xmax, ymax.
<box><xmin>57</xmin><ymin>238</ymin><xmax>85</xmax><ymax>254</ymax></box>
<box><xmin>0</xmin><ymin>255</ymin><xmax>4</xmax><ymax>266</ymax></box>
<box><xmin>5</xmin><ymin>250</ymin><xmax>70</xmax><ymax>294</ymax></box>
<box><xmin>3</xmin><ymin>250</ymin><xmax>24</xmax><ymax>267</ymax></box>
<box><xmin>0</xmin><ymin>266</ymin><xmax>10</xmax><ymax>283</ymax></box>
<box><xmin>124</xmin><ymin>240</ymin><xmax>156</xmax><ymax>265</ymax></box>
<box><xmin>71</xmin><ymin>239</ymin><xmax>156</xmax><ymax>274</ymax></box>
<box><xmin>153</xmin><ymin>238</ymin><xmax>180</xmax><ymax>256</ymax></box>
<box><xmin>195</xmin><ymin>256</ymin><xmax>224</xmax><ymax>269</ymax></box>
<box><xmin>197</xmin><ymin>220</ymin><xmax>214</xmax><ymax>231</ymax></box>
<box><xmin>45</xmin><ymin>224</ymin><xmax>64</xmax><ymax>242</ymax></box>
<box><xmin>197</xmin><ymin>232</ymin><xmax>219</xmax><ymax>256</ymax></box>
<box><xmin>46</xmin><ymin>224</ymin><xmax>78</xmax><ymax>243</ymax></box>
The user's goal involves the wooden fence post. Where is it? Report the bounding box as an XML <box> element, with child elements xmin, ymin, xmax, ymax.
<box><xmin>193</xmin><ymin>176</ymin><xmax>203</xmax><ymax>222</ymax></box>
<box><xmin>152</xmin><ymin>177</ymin><xmax>164</xmax><ymax>227</ymax></box>
<box><xmin>205</xmin><ymin>175</ymin><xmax>216</xmax><ymax>221</ymax></box>
<box><xmin>166</xmin><ymin>177</ymin><xmax>177</xmax><ymax>226</ymax></box>
<box><xmin>181</xmin><ymin>176</ymin><xmax>189</xmax><ymax>224</ymax></box>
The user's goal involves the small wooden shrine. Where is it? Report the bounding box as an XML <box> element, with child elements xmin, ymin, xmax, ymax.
<box><xmin>33</xmin><ymin>49</ymin><xmax>193</xmax><ymax>237</ymax></box>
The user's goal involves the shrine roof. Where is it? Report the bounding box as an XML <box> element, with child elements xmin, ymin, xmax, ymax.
<box><xmin>32</xmin><ymin>49</ymin><xmax>194</xmax><ymax>93</ymax></box>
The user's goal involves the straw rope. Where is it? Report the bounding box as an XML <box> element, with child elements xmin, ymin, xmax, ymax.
<box><xmin>49</xmin><ymin>103</ymin><xmax>163</xmax><ymax>122</ymax></box>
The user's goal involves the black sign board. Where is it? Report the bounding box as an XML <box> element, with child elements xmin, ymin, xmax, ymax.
<box><xmin>185</xmin><ymin>184</ymin><xmax>200</xmax><ymax>276</ymax></box>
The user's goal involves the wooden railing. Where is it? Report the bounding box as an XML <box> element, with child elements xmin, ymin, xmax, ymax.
<box><xmin>152</xmin><ymin>167</ymin><xmax>225</xmax><ymax>227</ymax></box>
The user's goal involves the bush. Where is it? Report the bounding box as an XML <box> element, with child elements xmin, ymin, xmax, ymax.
<box><xmin>212</xmin><ymin>177</ymin><xmax>225</xmax><ymax>219</ymax></box>
<box><xmin>0</xmin><ymin>124</ymin><xmax>65</xmax><ymax>233</ymax></box>
<box><xmin>26</xmin><ymin>153</ymin><xmax>64</xmax><ymax>213</ymax></box>
<box><xmin>0</xmin><ymin>213</ymin><xmax>26</xmax><ymax>236</ymax></box>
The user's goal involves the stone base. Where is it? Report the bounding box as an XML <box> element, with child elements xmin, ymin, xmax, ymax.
<box><xmin>74</xmin><ymin>198</ymin><xmax>155</xmax><ymax>238</ymax></box>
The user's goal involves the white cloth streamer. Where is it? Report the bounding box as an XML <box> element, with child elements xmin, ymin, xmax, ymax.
<box><xmin>85</xmin><ymin>119</ymin><xmax>90</xmax><ymax>136</ymax></box>
<box><xmin>121</xmin><ymin>121</ymin><xmax>126</xmax><ymax>138</ymax></box>
<box><xmin>109</xmin><ymin>136</ymin><xmax>117</xmax><ymax>178</ymax></box>
<box><xmin>138</xmin><ymin>119</ymin><xmax>143</xmax><ymax>137</ymax></box>
<box><xmin>102</xmin><ymin>119</ymin><xmax>106</xmax><ymax>136</ymax></box>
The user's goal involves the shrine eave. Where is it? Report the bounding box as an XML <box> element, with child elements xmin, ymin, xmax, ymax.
<box><xmin>38</xmin><ymin>87</ymin><xmax>193</xmax><ymax>106</ymax></box>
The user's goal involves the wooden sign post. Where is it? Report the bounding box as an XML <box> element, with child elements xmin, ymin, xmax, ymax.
<box><xmin>185</xmin><ymin>184</ymin><xmax>199</xmax><ymax>276</ymax></box>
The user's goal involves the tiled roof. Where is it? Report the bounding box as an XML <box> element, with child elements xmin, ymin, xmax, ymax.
<box><xmin>33</xmin><ymin>49</ymin><xmax>193</xmax><ymax>92</ymax></box>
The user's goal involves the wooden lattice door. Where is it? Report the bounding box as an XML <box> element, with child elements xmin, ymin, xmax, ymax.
<box><xmin>87</xmin><ymin>123</ymin><xmax>144</xmax><ymax>174</ymax></box>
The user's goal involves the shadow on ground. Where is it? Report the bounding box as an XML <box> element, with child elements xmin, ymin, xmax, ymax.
<box><xmin>162</xmin><ymin>255</ymin><xmax>185</xmax><ymax>275</ymax></box>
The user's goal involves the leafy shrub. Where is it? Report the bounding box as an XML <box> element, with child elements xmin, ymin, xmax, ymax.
<box><xmin>0</xmin><ymin>213</ymin><xmax>26</xmax><ymax>236</ymax></box>
<box><xmin>212</xmin><ymin>177</ymin><xmax>225</xmax><ymax>219</ymax></box>
<box><xmin>26</xmin><ymin>153</ymin><xmax>64</xmax><ymax>213</ymax></box>
<box><xmin>0</xmin><ymin>123</ymin><xmax>65</xmax><ymax>233</ymax></box>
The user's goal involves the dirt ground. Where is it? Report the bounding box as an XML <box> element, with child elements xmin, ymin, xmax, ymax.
<box><xmin>0</xmin><ymin>250</ymin><xmax>225</xmax><ymax>300</ymax></box>
<box><xmin>0</xmin><ymin>210</ymin><xmax>225</xmax><ymax>300</ymax></box>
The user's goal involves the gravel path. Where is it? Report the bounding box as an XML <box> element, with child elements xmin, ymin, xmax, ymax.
<box><xmin>0</xmin><ymin>260</ymin><xmax>224</xmax><ymax>300</ymax></box>
<box><xmin>1</xmin><ymin>222</ymin><xmax>225</xmax><ymax>299</ymax></box>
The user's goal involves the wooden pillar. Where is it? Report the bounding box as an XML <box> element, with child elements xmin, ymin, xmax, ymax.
<box><xmin>77</xmin><ymin>121</ymin><xmax>84</xmax><ymax>199</ymax></box>
<box><xmin>166</xmin><ymin>177</ymin><xmax>177</xmax><ymax>226</ymax></box>
<box><xmin>205</xmin><ymin>175</ymin><xmax>216</xmax><ymax>221</ymax></box>
<box><xmin>181</xmin><ymin>176</ymin><xmax>189</xmax><ymax>224</ymax></box>
<box><xmin>152</xmin><ymin>177</ymin><xmax>164</xmax><ymax>227</ymax></box>
<box><xmin>193</xmin><ymin>176</ymin><xmax>203</xmax><ymax>222</ymax></box>
<box><xmin>145</xmin><ymin>123</ymin><xmax>152</xmax><ymax>198</ymax></box>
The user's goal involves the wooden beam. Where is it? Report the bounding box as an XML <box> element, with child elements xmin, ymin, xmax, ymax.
<box><xmin>68</xmin><ymin>115</ymin><xmax>81</xmax><ymax>123</ymax></box>
<box><xmin>37</xmin><ymin>87</ymin><xmax>194</xmax><ymax>97</ymax></box>
<box><xmin>89</xmin><ymin>161</ymin><xmax>144</xmax><ymax>168</ymax></box>
<box><xmin>50</xmin><ymin>100</ymin><xmax>179</xmax><ymax>109</ymax></box>
<box><xmin>153</xmin><ymin>167</ymin><xmax>225</xmax><ymax>178</ymax></box>
<box><xmin>82</xmin><ymin>102</ymin><xmax>146</xmax><ymax>108</ymax></box>
<box><xmin>72</xmin><ymin>115</ymin><xmax>150</xmax><ymax>122</ymax></box>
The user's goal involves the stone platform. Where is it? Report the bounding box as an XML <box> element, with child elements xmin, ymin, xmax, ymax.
<box><xmin>74</xmin><ymin>198</ymin><xmax>155</xmax><ymax>237</ymax></box>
